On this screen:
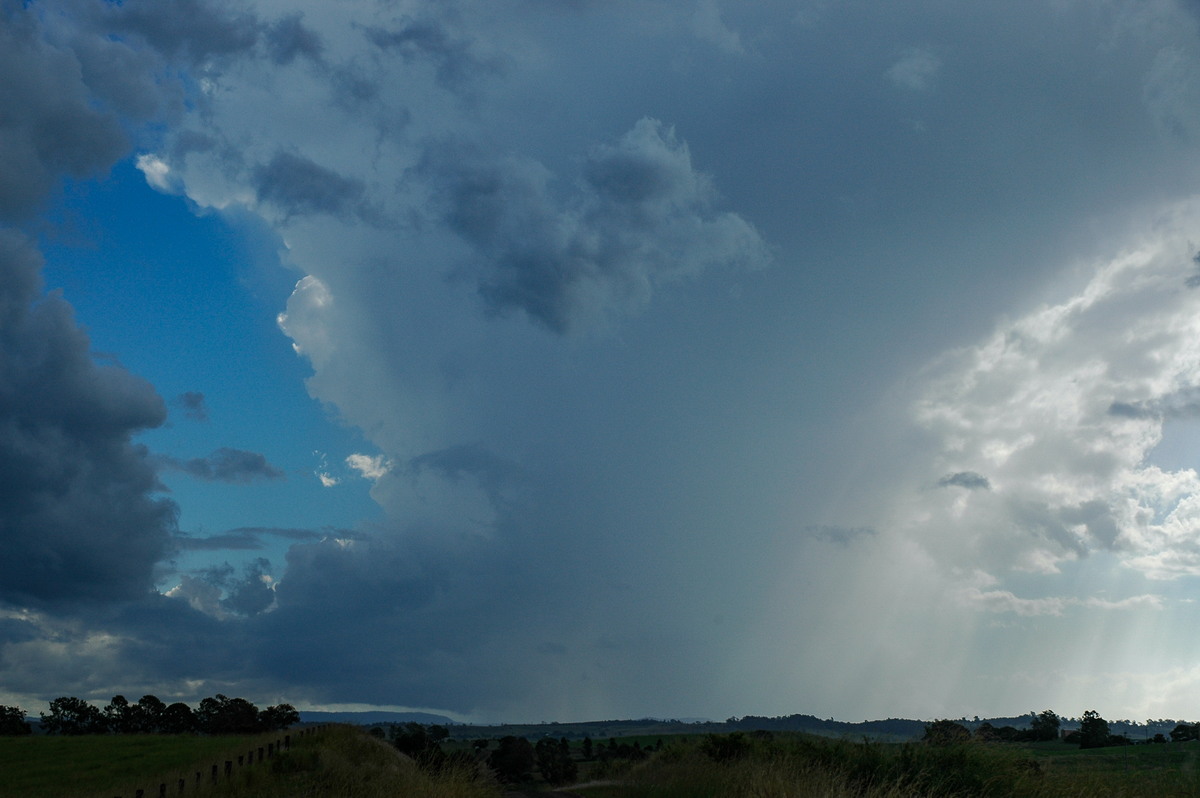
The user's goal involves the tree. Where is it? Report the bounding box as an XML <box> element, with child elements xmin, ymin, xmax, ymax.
<box><xmin>1030</xmin><ymin>710</ymin><xmax>1061</xmax><ymax>742</ymax></box>
<box><xmin>923</xmin><ymin>719</ymin><xmax>971</xmax><ymax>746</ymax></box>
<box><xmin>137</xmin><ymin>695</ymin><xmax>167</xmax><ymax>733</ymax></box>
<box><xmin>195</xmin><ymin>695</ymin><xmax>260</xmax><ymax>735</ymax></box>
<box><xmin>1079</xmin><ymin>710</ymin><xmax>1110</xmax><ymax>749</ymax></box>
<box><xmin>104</xmin><ymin>695</ymin><xmax>139</xmax><ymax>734</ymax></box>
<box><xmin>160</xmin><ymin>702</ymin><xmax>195</xmax><ymax>734</ymax></box>
<box><xmin>0</xmin><ymin>705</ymin><xmax>31</xmax><ymax>736</ymax></box>
<box><xmin>535</xmin><ymin>737</ymin><xmax>577</xmax><ymax>785</ymax></box>
<box><xmin>258</xmin><ymin>703</ymin><xmax>300</xmax><ymax>731</ymax></box>
<box><xmin>41</xmin><ymin>697</ymin><xmax>107</xmax><ymax>735</ymax></box>
<box><xmin>1170</xmin><ymin>723</ymin><xmax>1199</xmax><ymax>742</ymax></box>
<box><xmin>489</xmin><ymin>736</ymin><xmax>535</xmax><ymax>783</ymax></box>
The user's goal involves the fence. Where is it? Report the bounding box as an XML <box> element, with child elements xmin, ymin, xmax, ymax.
<box><xmin>110</xmin><ymin>725</ymin><xmax>328</xmax><ymax>798</ymax></box>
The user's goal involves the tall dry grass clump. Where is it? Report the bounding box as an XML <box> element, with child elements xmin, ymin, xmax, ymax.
<box><xmin>608</xmin><ymin>732</ymin><xmax>1049</xmax><ymax>798</ymax></box>
<box><xmin>205</xmin><ymin>724</ymin><xmax>502</xmax><ymax>798</ymax></box>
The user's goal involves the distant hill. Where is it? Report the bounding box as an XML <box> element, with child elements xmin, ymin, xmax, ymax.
<box><xmin>309</xmin><ymin>711</ymin><xmax>1192</xmax><ymax>742</ymax></box>
<box><xmin>299</xmin><ymin>710</ymin><xmax>456</xmax><ymax>726</ymax></box>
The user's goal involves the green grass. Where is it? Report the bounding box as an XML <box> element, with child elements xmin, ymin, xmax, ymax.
<box><xmin>0</xmin><ymin>731</ymin><xmax>270</xmax><ymax>798</ymax></box>
<box><xmin>571</xmin><ymin>733</ymin><xmax>1200</xmax><ymax>798</ymax></box>
<box><xmin>204</xmin><ymin>725</ymin><xmax>502</xmax><ymax>798</ymax></box>
<box><xmin>0</xmin><ymin>726</ymin><xmax>503</xmax><ymax>798</ymax></box>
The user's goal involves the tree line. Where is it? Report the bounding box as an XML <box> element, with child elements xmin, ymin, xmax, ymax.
<box><xmin>0</xmin><ymin>694</ymin><xmax>298</xmax><ymax>736</ymax></box>
<box><xmin>926</xmin><ymin>709</ymin><xmax>1200</xmax><ymax>749</ymax></box>
<box><xmin>374</xmin><ymin>721</ymin><xmax>661</xmax><ymax>786</ymax></box>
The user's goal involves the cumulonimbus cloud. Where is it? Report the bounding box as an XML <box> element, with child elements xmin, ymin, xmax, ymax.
<box><xmin>426</xmin><ymin>118</ymin><xmax>772</xmax><ymax>333</ymax></box>
<box><xmin>0</xmin><ymin>232</ymin><xmax>176</xmax><ymax>606</ymax></box>
<box><xmin>906</xmin><ymin>204</ymin><xmax>1200</xmax><ymax>579</ymax></box>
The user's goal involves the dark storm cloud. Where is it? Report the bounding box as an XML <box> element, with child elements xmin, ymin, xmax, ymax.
<box><xmin>0</xmin><ymin>231</ymin><xmax>176</xmax><ymax>606</ymax></box>
<box><xmin>409</xmin><ymin>443</ymin><xmax>520</xmax><ymax>503</ymax></box>
<box><xmin>159</xmin><ymin>447</ymin><xmax>284</xmax><ymax>483</ymax></box>
<box><xmin>172</xmin><ymin>532</ymin><xmax>264</xmax><ymax>551</ymax></box>
<box><xmin>1109</xmin><ymin>401</ymin><xmax>1153</xmax><ymax>419</ymax></box>
<box><xmin>220</xmin><ymin>559</ymin><xmax>275</xmax><ymax>616</ymax></box>
<box><xmin>937</xmin><ymin>471</ymin><xmax>991</xmax><ymax>490</ymax></box>
<box><xmin>172</xmin><ymin>526</ymin><xmax>322</xmax><ymax>551</ymax></box>
<box><xmin>252</xmin><ymin>152</ymin><xmax>369</xmax><ymax>220</ymax></box>
<box><xmin>363</xmin><ymin>18</ymin><xmax>502</xmax><ymax>92</ymax></box>
<box><xmin>265</xmin><ymin>12</ymin><xmax>323</xmax><ymax>66</ymax></box>
<box><xmin>426</xmin><ymin>118</ymin><xmax>771</xmax><ymax>333</ymax></box>
<box><xmin>805</xmin><ymin>525</ymin><xmax>877</xmax><ymax>546</ymax></box>
<box><xmin>175</xmin><ymin>391</ymin><xmax>208</xmax><ymax>421</ymax></box>
<box><xmin>1109</xmin><ymin>387</ymin><xmax>1200</xmax><ymax>420</ymax></box>
<box><xmin>0</xmin><ymin>5</ymin><xmax>128</xmax><ymax>219</ymax></box>
<box><xmin>102</xmin><ymin>0</ymin><xmax>262</xmax><ymax>64</ymax></box>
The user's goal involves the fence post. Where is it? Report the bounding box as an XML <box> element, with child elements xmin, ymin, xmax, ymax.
<box><xmin>285</xmin><ymin>734</ymin><xmax>291</xmax><ymax>750</ymax></box>
<box><xmin>267</xmin><ymin>742</ymin><xmax>274</xmax><ymax>758</ymax></box>
<box><xmin>238</xmin><ymin>754</ymin><xmax>244</xmax><ymax>766</ymax></box>
<box><xmin>135</xmin><ymin>791</ymin><xmax>143</xmax><ymax>798</ymax></box>
<box><xmin>178</xmin><ymin>777</ymin><xmax>185</xmax><ymax>795</ymax></box>
<box><xmin>210</xmin><ymin>764</ymin><xmax>218</xmax><ymax>784</ymax></box>
<box><xmin>258</xmin><ymin>746</ymin><xmax>264</xmax><ymax>763</ymax></box>
<box><xmin>158</xmin><ymin>783</ymin><xmax>166</xmax><ymax>798</ymax></box>
<box><xmin>225</xmin><ymin>760</ymin><xmax>232</xmax><ymax>779</ymax></box>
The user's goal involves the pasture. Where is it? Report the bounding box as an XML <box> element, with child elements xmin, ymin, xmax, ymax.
<box><xmin>0</xmin><ymin>725</ymin><xmax>499</xmax><ymax>798</ymax></box>
<box><xmin>569</xmin><ymin>733</ymin><xmax>1200</xmax><ymax>798</ymax></box>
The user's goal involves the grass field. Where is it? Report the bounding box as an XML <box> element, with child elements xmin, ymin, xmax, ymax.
<box><xmin>0</xmin><ymin>731</ymin><xmax>272</xmax><ymax>798</ymax></box>
<box><xmin>13</xmin><ymin>725</ymin><xmax>1200</xmax><ymax>797</ymax></box>
<box><xmin>569</xmin><ymin>733</ymin><xmax>1200</xmax><ymax>798</ymax></box>
<box><xmin>0</xmin><ymin>726</ymin><xmax>502</xmax><ymax>798</ymax></box>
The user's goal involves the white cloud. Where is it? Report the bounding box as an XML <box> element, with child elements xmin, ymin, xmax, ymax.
<box><xmin>346</xmin><ymin>453</ymin><xmax>392</xmax><ymax>481</ymax></box>
<box><xmin>691</xmin><ymin>0</ymin><xmax>744</xmax><ymax>55</ymax></box>
<box><xmin>900</xmin><ymin>199</ymin><xmax>1200</xmax><ymax>579</ymax></box>
<box><xmin>955</xmin><ymin>586</ymin><xmax>1164</xmax><ymax>617</ymax></box>
<box><xmin>887</xmin><ymin>47</ymin><xmax>940</xmax><ymax>91</ymax></box>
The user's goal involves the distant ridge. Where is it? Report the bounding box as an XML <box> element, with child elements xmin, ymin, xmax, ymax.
<box><xmin>302</xmin><ymin>711</ymin><xmax>1185</xmax><ymax>742</ymax></box>
<box><xmin>299</xmin><ymin>710</ymin><xmax>455</xmax><ymax>726</ymax></box>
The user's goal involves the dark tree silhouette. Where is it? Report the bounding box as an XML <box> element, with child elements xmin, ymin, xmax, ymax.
<box><xmin>258</xmin><ymin>703</ymin><xmax>300</xmax><ymax>731</ymax></box>
<box><xmin>41</xmin><ymin>697</ymin><xmax>107</xmax><ymax>735</ymax></box>
<box><xmin>160</xmin><ymin>702</ymin><xmax>195</xmax><ymax>734</ymax></box>
<box><xmin>103</xmin><ymin>695</ymin><xmax>139</xmax><ymax>734</ymax></box>
<box><xmin>1171</xmin><ymin>723</ymin><xmax>1199</xmax><ymax>742</ymax></box>
<box><xmin>136</xmin><ymin>695</ymin><xmax>167</xmax><ymax>733</ymax></box>
<box><xmin>489</xmin><ymin>736</ymin><xmax>535</xmax><ymax>783</ymax></box>
<box><xmin>1079</xmin><ymin>710</ymin><xmax>1110</xmax><ymax>749</ymax></box>
<box><xmin>195</xmin><ymin>694</ymin><xmax>260</xmax><ymax>734</ymax></box>
<box><xmin>535</xmin><ymin>737</ymin><xmax>577</xmax><ymax>785</ymax></box>
<box><xmin>0</xmin><ymin>705</ymin><xmax>30</xmax><ymax>735</ymax></box>
<box><xmin>1030</xmin><ymin>710</ymin><xmax>1061</xmax><ymax>742</ymax></box>
<box><xmin>923</xmin><ymin>719</ymin><xmax>971</xmax><ymax>746</ymax></box>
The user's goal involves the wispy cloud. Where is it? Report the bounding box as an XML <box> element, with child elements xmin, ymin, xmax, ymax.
<box><xmin>158</xmin><ymin>448</ymin><xmax>284</xmax><ymax>483</ymax></box>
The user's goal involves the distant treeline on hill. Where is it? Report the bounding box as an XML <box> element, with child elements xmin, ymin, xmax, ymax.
<box><xmin>426</xmin><ymin>712</ymin><xmax>1200</xmax><ymax>744</ymax></box>
<box><xmin>0</xmin><ymin>693</ymin><xmax>299</xmax><ymax>736</ymax></box>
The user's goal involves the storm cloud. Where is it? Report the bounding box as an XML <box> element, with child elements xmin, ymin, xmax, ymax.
<box><xmin>159</xmin><ymin>447</ymin><xmax>285</xmax><ymax>483</ymax></box>
<box><xmin>428</xmin><ymin>118</ymin><xmax>771</xmax><ymax>333</ymax></box>
<box><xmin>14</xmin><ymin>0</ymin><xmax>1200</xmax><ymax>727</ymax></box>
<box><xmin>0</xmin><ymin>232</ymin><xmax>175</xmax><ymax>606</ymax></box>
<box><xmin>0</xmin><ymin>9</ymin><xmax>127</xmax><ymax>219</ymax></box>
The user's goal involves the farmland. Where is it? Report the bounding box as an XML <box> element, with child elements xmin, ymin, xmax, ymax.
<box><xmin>12</xmin><ymin>722</ymin><xmax>1200</xmax><ymax>797</ymax></box>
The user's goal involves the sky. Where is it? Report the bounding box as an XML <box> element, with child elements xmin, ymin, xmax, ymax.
<box><xmin>11</xmin><ymin>0</ymin><xmax>1200</xmax><ymax>726</ymax></box>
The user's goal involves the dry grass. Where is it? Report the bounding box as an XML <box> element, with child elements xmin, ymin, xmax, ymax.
<box><xmin>574</xmin><ymin>733</ymin><xmax>1200</xmax><ymax>798</ymax></box>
